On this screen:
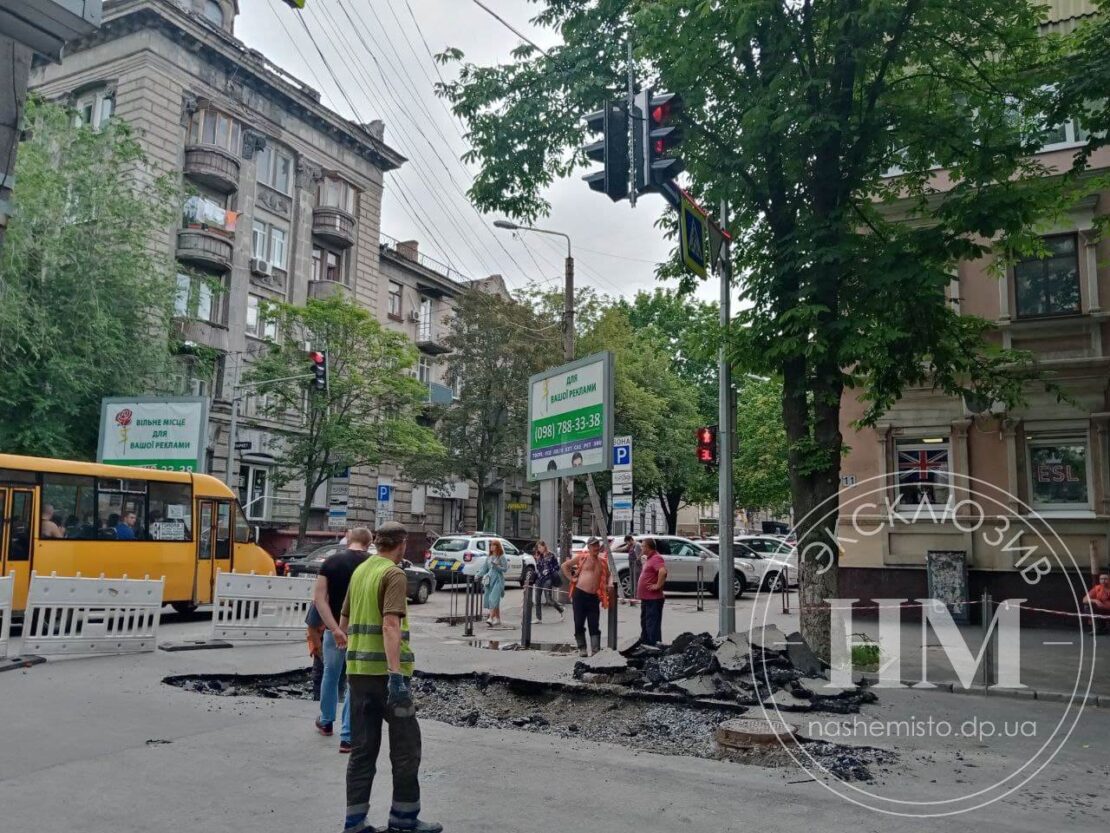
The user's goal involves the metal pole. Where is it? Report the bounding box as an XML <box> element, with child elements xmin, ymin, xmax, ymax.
<box><xmin>607</xmin><ymin>584</ymin><xmax>618</xmax><ymax>649</ymax></box>
<box><xmin>697</xmin><ymin>564</ymin><xmax>704</xmax><ymax>612</ymax></box>
<box><xmin>717</xmin><ymin>199</ymin><xmax>735</xmax><ymax>636</ymax></box>
<box><xmin>521</xmin><ymin>584</ymin><xmax>533</xmax><ymax>648</ymax></box>
<box><xmin>626</xmin><ymin>38</ymin><xmax>636</xmax><ymax>209</ymax></box>
<box><xmin>559</xmin><ymin>250</ymin><xmax>575</xmax><ymax>564</ymax></box>
<box><xmin>225</xmin><ymin>354</ymin><xmax>241</xmax><ymax>490</ymax></box>
<box><xmin>980</xmin><ymin>590</ymin><xmax>995</xmax><ymax>688</ymax></box>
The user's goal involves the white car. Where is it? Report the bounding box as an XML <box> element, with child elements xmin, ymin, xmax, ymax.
<box><xmin>426</xmin><ymin>535</ymin><xmax>536</xmax><ymax>589</ymax></box>
<box><xmin>736</xmin><ymin>535</ymin><xmax>798</xmax><ymax>590</ymax></box>
<box><xmin>606</xmin><ymin>535</ymin><xmax>755</xmax><ymax>599</ymax></box>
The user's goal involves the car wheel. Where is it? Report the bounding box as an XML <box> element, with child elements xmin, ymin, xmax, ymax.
<box><xmin>412</xmin><ymin>581</ymin><xmax>431</xmax><ymax>605</ymax></box>
<box><xmin>733</xmin><ymin>574</ymin><xmax>746</xmax><ymax>599</ymax></box>
<box><xmin>763</xmin><ymin>571</ymin><xmax>785</xmax><ymax>593</ymax></box>
<box><xmin>171</xmin><ymin>601</ymin><xmax>199</xmax><ymax>616</ymax></box>
<box><xmin>618</xmin><ymin>571</ymin><xmax>633</xmax><ymax>598</ymax></box>
<box><xmin>521</xmin><ymin>566</ymin><xmax>536</xmax><ymax>587</ymax></box>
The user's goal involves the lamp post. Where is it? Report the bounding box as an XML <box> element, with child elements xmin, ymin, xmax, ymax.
<box><xmin>494</xmin><ymin>220</ymin><xmax>575</xmax><ymax>563</ymax></box>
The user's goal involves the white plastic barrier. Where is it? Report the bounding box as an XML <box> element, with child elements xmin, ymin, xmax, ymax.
<box><xmin>0</xmin><ymin>572</ymin><xmax>13</xmax><ymax>659</ymax></box>
<box><xmin>211</xmin><ymin>571</ymin><xmax>315</xmax><ymax>642</ymax></box>
<box><xmin>22</xmin><ymin>572</ymin><xmax>165</xmax><ymax>657</ymax></box>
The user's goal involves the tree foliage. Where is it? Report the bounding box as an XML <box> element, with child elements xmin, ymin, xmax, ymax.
<box><xmin>437</xmin><ymin>290</ymin><xmax>557</xmax><ymax>530</ymax></box>
<box><xmin>0</xmin><ymin>98</ymin><xmax>179</xmax><ymax>459</ymax></box>
<box><xmin>246</xmin><ymin>294</ymin><xmax>439</xmax><ymax>542</ymax></box>
<box><xmin>440</xmin><ymin>0</ymin><xmax>1100</xmax><ymax>652</ymax></box>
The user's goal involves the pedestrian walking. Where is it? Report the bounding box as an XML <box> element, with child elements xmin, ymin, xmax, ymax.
<box><xmin>532</xmin><ymin>540</ymin><xmax>564</xmax><ymax>622</ymax></box>
<box><xmin>625</xmin><ymin>534</ymin><xmax>643</xmax><ymax>598</ymax></box>
<box><xmin>313</xmin><ymin>526</ymin><xmax>372</xmax><ymax>752</ymax></box>
<box><xmin>478</xmin><ymin>539</ymin><xmax>508</xmax><ymax>626</ymax></box>
<box><xmin>340</xmin><ymin>521</ymin><xmax>442</xmax><ymax>833</ymax></box>
<box><xmin>637</xmin><ymin>537</ymin><xmax>667</xmax><ymax>646</ymax></box>
<box><xmin>562</xmin><ymin>536</ymin><xmax>610</xmax><ymax>657</ymax></box>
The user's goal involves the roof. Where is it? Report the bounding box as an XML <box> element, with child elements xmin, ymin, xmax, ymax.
<box><xmin>60</xmin><ymin>0</ymin><xmax>406</xmax><ymax>171</ymax></box>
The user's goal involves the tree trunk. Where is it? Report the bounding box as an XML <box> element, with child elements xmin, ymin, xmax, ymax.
<box><xmin>658</xmin><ymin>490</ymin><xmax>681</xmax><ymax>535</ymax></box>
<box><xmin>297</xmin><ymin>478</ymin><xmax>314</xmax><ymax>547</ymax></box>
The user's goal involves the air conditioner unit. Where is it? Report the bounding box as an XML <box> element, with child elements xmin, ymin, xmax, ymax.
<box><xmin>250</xmin><ymin>258</ymin><xmax>272</xmax><ymax>277</ymax></box>
<box><xmin>407</xmin><ymin>310</ymin><xmax>421</xmax><ymax>323</ymax></box>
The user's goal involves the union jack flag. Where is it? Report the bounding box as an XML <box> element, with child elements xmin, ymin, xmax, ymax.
<box><xmin>897</xmin><ymin>447</ymin><xmax>949</xmax><ymax>502</ymax></box>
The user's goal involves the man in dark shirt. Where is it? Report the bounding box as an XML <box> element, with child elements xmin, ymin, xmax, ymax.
<box><xmin>314</xmin><ymin>527</ymin><xmax>372</xmax><ymax>752</ymax></box>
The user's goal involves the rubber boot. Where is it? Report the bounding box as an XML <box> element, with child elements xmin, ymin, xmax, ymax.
<box><xmin>590</xmin><ymin>634</ymin><xmax>601</xmax><ymax>656</ymax></box>
<box><xmin>575</xmin><ymin>633</ymin><xmax>588</xmax><ymax>657</ymax></box>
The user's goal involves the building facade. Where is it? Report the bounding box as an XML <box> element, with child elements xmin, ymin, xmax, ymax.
<box><xmin>837</xmin><ymin>0</ymin><xmax>1108</xmax><ymax>610</ymax></box>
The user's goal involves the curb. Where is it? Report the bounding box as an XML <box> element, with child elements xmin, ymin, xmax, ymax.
<box><xmin>857</xmin><ymin>673</ymin><xmax>1101</xmax><ymax>707</ymax></box>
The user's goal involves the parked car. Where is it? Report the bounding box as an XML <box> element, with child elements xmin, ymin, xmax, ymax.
<box><xmin>736</xmin><ymin>535</ymin><xmax>799</xmax><ymax>590</ymax></box>
<box><xmin>426</xmin><ymin>535</ymin><xmax>536</xmax><ymax>589</ymax></box>
<box><xmin>287</xmin><ymin>542</ymin><xmax>436</xmax><ymax>604</ymax></box>
<box><xmin>276</xmin><ymin>540</ymin><xmax>343</xmax><ymax>576</ymax></box>
<box><xmin>696</xmin><ymin>538</ymin><xmax>793</xmax><ymax>592</ymax></box>
<box><xmin>603</xmin><ymin>535</ymin><xmax>755</xmax><ymax>599</ymax></box>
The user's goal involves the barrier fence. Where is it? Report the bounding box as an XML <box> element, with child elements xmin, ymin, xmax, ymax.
<box><xmin>211</xmin><ymin>571</ymin><xmax>316</xmax><ymax>642</ymax></box>
<box><xmin>0</xmin><ymin>571</ymin><xmax>13</xmax><ymax>659</ymax></box>
<box><xmin>21</xmin><ymin>572</ymin><xmax>164</xmax><ymax>657</ymax></box>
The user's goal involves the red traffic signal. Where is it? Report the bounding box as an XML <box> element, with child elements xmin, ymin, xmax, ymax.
<box><xmin>642</xmin><ymin>90</ymin><xmax>684</xmax><ymax>189</ymax></box>
<box><xmin>695</xmin><ymin>425</ymin><xmax>717</xmax><ymax>469</ymax></box>
<box><xmin>309</xmin><ymin>350</ymin><xmax>327</xmax><ymax>391</ymax></box>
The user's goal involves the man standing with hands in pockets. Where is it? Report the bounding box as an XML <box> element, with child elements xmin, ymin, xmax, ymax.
<box><xmin>339</xmin><ymin>521</ymin><xmax>442</xmax><ymax>833</ymax></box>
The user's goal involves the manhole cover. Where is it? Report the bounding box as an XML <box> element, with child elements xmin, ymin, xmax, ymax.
<box><xmin>716</xmin><ymin>717</ymin><xmax>798</xmax><ymax>749</ymax></box>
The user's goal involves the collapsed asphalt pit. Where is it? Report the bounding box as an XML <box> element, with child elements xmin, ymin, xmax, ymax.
<box><xmin>165</xmin><ymin>668</ymin><xmax>894</xmax><ymax>781</ymax></box>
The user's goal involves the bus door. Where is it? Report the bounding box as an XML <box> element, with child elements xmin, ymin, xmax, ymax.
<box><xmin>0</xmin><ymin>488</ymin><xmax>35</xmax><ymax>610</ymax></box>
<box><xmin>194</xmin><ymin>499</ymin><xmax>233</xmax><ymax>605</ymax></box>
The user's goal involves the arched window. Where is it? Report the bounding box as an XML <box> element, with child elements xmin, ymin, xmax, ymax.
<box><xmin>203</xmin><ymin>1</ymin><xmax>224</xmax><ymax>27</ymax></box>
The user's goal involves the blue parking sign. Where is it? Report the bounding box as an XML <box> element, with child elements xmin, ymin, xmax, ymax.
<box><xmin>613</xmin><ymin>444</ymin><xmax>631</xmax><ymax>467</ymax></box>
<box><xmin>377</xmin><ymin>484</ymin><xmax>392</xmax><ymax>503</ymax></box>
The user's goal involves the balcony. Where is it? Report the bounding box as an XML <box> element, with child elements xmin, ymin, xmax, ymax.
<box><xmin>174</xmin><ymin>317</ymin><xmax>229</xmax><ymax>353</ymax></box>
<box><xmin>184</xmin><ymin>145</ymin><xmax>241</xmax><ymax>194</ymax></box>
<box><xmin>416</xmin><ymin>320</ymin><xmax>451</xmax><ymax>355</ymax></box>
<box><xmin>312</xmin><ymin>206</ymin><xmax>356</xmax><ymax>248</ymax></box>
<box><xmin>176</xmin><ymin>229</ymin><xmax>232</xmax><ymax>272</ymax></box>
<box><xmin>426</xmin><ymin>382</ymin><xmax>454</xmax><ymax>407</ymax></box>
<box><xmin>308</xmin><ymin>279</ymin><xmax>351</xmax><ymax>301</ymax></box>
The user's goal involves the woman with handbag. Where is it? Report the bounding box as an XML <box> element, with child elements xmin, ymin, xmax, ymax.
<box><xmin>478</xmin><ymin>539</ymin><xmax>508</xmax><ymax>626</ymax></box>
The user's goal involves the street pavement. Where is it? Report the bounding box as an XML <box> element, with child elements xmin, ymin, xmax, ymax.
<box><xmin>1</xmin><ymin>587</ymin><xmax>1108</xmax><ymax>832</ymax></box>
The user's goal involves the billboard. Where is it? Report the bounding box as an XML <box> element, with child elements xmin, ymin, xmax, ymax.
<box><xmin>527</xmin><ymin>352</ymin><xmax>613</xmax><ymax>481</ymax></box>
<box><xmin>97</xmin><ymin>397</ymin><xmax>208</xmax><ymax>473</ymax></box>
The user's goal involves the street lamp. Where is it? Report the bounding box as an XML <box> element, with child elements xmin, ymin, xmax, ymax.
<box><xmin>494</xmin><ymin>219</ymin><xmax>575</xmax><ymax>563</ymax></box>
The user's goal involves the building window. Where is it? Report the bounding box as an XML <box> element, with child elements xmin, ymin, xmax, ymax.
<box><xmin>312</xmin><ymin>245</ymin><xmax>344</xmax><ymax>284</ymax></box>
<box><xmin>188</xmin><ymin>106</ymin><xmax>241</xmax><ymax>155</ymax></box>
<box><xmin>204</xmin><ymin>1</ymin><xmax>225</xmax><ymax>26</ymax></box>
<box><xmin>1014</xmin><ymin>234</ymin><xmax>1081</xmax><ymax>319</ymax></box>
<box><xmin>74</xmin><ymin>89</ymin><xmax>114</xmax><ymax>130</ymax></box>
<box><xmin>238</xmin><ymin>465</ymin><xmax>270</xmax><ymax>521</ymax></box>
<box><xmin>417</xmin><ymin>356</ymin><xmax>431</xmax><ymax>385</ymax></box>
<box><xmin>175</xmin><ymin>272</ymin><xmax>222</xmax><ymax>324</ymax></box>
<box><xmin>316</xmin><ymin>175</ymin><xmax>357</xmax><ymax>214</ymax></box>
<box><xmin>256</xmin><ymin>143</ymin><xmax>293</xmax><ymax>195</ymax></box>
<box><xmin>246</xmin><ymin>295</ymin><xmax>277</xmax><ymax>340</ymax></box>
<box><xmin>1028</xmin><ymin>439</ymin><xmax>1089</xmax><ymax>508</ymax></box>
<box><xmin>251</xmin><ymin>219</ymin><xmax>287</xmax><ymax>269</ymax></box>
<box><xmin>388</xmin><ymin>281</ymin><xmax>403</xmax><ymax>319</ymax></box>
<box><xmin>1040</xmin><ymin>119</ymin><xmax>1089</xmax><ymax>152</ymax></box>
<box><xmin>452</xmin><ymin>374</ymin><xmax>462</xmax><ymax>400</ymax></box>
<box><xmin>182</xmin><ymin>194</ymin><xmax>236</xmax><ymax>236</ymax></box>
<box><xmin>895</xmin><ymin>439</ymin><xmax>950</xmax><ymax>508</ymax></box>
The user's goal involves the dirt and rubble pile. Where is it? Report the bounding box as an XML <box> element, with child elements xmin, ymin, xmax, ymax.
<box><xmin>573</xmin><ymin>629</ymin><xmax>876</xmax><ymax>714</ymax></box>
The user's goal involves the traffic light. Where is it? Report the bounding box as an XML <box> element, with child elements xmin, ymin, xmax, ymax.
<box><xmin>310</xmin><ymin>350</ymin><xmax>327</xmax><ymax>391</ymax></box>
<box><xmin>639</xmin><ymin>89</ymin><xmax>685</xmax><ymax>191</ymax></box>
<box><xmin>696</xmin><ymin>425</ymin><xmax>718</xmax><ymax>469</ymax></box>
<box><xmin>583</xmin><ymin>102</ymin><xmax>630</xmax><ymax>202</ymax></box>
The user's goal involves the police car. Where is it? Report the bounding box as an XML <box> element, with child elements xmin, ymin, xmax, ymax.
<box><xmin>426</xmin><ymin>534</ymin><xmax>537</xmax><ymax>589</ymax></box>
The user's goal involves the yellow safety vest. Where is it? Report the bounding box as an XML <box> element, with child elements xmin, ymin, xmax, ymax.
<box><xmin>346</xmin><ymin>555</ymin><xmax>414</xmax><ymax>676</ymax></box>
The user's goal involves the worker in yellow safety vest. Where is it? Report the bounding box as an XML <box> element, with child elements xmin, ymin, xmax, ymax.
<box><xmin>338</xmin><ymin>521</ymin><xmax>441</xmax><ymax>833</ymax></box>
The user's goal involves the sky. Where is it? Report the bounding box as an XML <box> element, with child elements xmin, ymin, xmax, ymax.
<box><xmin>234</xmin><ymin>0</ymin><xmax>714</xmax><ymax>301</ymax></box>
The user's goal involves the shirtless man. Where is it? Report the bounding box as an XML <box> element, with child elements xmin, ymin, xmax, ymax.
<box><xmin>40</xmin><ymin>504</ymin><xmax>64</xmax><ymax>539</ymax></box>
<box><xmin>562</xmin><ymin>536</ymin><xmax>608</xmax><ymax>657</ymax></box>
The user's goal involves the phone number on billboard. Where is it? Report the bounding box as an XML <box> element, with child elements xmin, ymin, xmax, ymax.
<box><xmin>534</xmin><ymin>412</ymin><xmax>602</xmax><ymax>441</ymax></box>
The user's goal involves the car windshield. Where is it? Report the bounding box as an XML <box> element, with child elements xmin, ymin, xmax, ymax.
<box><xmin>433</xmin><ymin>537</ymin><xmax>469</xmax><ymax>552</ymax></box>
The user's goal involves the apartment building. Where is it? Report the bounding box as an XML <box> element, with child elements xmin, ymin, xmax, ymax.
<box><xmin>29</xmin><ymin>0</ymin><xmax>404</xmax><ymax>541</ymax></box>
<box><xmin>837</xmin><ymin>0</ymin><xmax>1108</xmax><ymax>610</ymax></box>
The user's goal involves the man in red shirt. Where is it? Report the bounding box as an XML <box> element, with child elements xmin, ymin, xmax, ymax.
<box><xmin>636</xmin><ymin>538</ymin><xmax>668</xmax><ymax>646</ymax></box>
<box><xmin>1084</xmin><ymin>573</ymin><xmax>1110</xmax><ymax>615</ymax></box>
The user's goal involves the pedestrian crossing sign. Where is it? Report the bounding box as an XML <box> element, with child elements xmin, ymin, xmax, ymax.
<box><xmin>680</xmin><ymin>194</ymin><xmax>708</xmax><ymax>277</ymax></box>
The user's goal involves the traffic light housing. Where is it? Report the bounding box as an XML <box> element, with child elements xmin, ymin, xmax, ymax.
<box><xmin>583</xmin><ymin>102</ymin><xmax>630</xmax><ymax>202</ymax></box>
<box><xmin>639</xmin><ymin>89</ymin><xmax>685</xmax><ymax>191</ymax></box>
<box><xmin>696</xmin><ymin>425</ymin><xmax>718</xmax><ymax>469</ymax></box>
<box><xmin>310</xmin><ymin>350</ymin><xmax>327</xmax><ymax>392</ymax></box>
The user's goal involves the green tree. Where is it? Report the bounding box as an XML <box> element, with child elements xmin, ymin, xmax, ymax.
<box><xmin>0</xmin><ymin>98</ymin><xmax>179</xmax><ymax>459</ymax></box>
<box><xmin>734</xmin><ymin>376</ymin><xmax>791</xmax><ymax>517</ymax></box>
<box><xmin>438</xmin><ymin>290</ymin><xmax>557</xmax><ymax>530</ymax></box>
<box><xmin>440</xmin><ymin>0</ymin><xmax>1096</xmax><ymax>654</ymax></box>
<box><xmin>246</xmin><ymin>294</ymin><xmax>439</xmax><ymax>543</ymax></box>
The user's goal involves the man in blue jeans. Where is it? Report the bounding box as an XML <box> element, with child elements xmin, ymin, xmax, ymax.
<box><xmin>313</xmin><ymin>526</ymin><xmax>372</xmax><ymax>752</ymax></box>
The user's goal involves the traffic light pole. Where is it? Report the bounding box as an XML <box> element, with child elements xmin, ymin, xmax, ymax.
<box><xmin>717</xmin><ymin>199</ymin><xmax>736</xmax><ymax>636</ymax></box>
<box><xmin>224</xmin><ymin>369</ymin><xmax>314</xmax><ymax>490</ymax></box>
<box><xmin>560</xmin><ymin>250</ymin><xmax>575</xmax><ymax>563</ymax></box>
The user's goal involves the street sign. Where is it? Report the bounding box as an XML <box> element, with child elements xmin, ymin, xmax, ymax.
<box><xmin>234</xmin><ymin>441</ymin><xmax>252</xmax><ymax>451</ymax></box>
<box><xmin>527</xmin><ymin>352</ymin><xmax>615</xmax><ymax>481</ymax></box>
<box><xmin>377</xmin><ymin>484</ymin><xmax>393</xmax><ymax>503</ymax></box>
<box><xmin>680</xmin><ymin>194</ymin><xmax>708</xmax><ymax>277</ymax></box>
<box><xmin>612</xmin><ymin>470</ymin><xmax>633</xmax><ymax>486</ymax></box>
<box><xmin>709</xmin><ymin>220</ymin><xmax>730</xmax><ymax>270</ymax></box>
<box><xmin>613</xmin><ymin>442</ymin><xmax>631</xmax><ymax>468</ymax></box>
<box><xmin>612</xmin><ymin>434</ymin><xmax>633</xmax><ymax>522</ymax></box>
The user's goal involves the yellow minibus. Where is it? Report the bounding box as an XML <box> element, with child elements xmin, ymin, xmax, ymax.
<box><xmin>0</xmin><ymin>454</ymin><xmax>275</xmax><ymax>613</ymax></box>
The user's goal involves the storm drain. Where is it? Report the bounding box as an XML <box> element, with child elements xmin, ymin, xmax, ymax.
<box><xmin>165</xmin><ymin>669</ymin><xmax>894</xmax><ymax>782</ymax></box>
